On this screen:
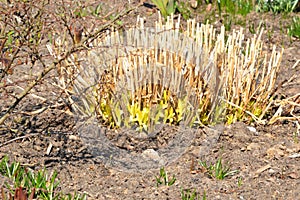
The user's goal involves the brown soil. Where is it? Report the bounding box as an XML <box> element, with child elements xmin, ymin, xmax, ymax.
<box><xmin>0</xmin><ymin>1</ymin><xmax>300</xmax><ymax>199</ymax></box>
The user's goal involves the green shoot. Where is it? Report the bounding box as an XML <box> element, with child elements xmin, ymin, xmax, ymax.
<box><xmin>288</xmin><ymin>16</ymin><xmax>300</xmax><ymax>39</ymax></box>
<box><xmin>151</xmin><ymin>0</ymin><xmax>177</xmax><ymax>18</ymax></box>
<box><xmin>256</xmin><ymin>0</ymin><xmax>299</xmax><ymax>13</ymax></box>
<box><xmin>199</xmin><ymin>158</ymin><xmax>239</xmax><ymax>180</ymax></box>
<box><xmin>180</xmin><ymin>188</ymin><xmax>206</xmax><ymax>200</ymax></box>
<box><xmin>0</xmin><ymin>156</ymin><xmax>86</xmax><ymax>200</ymax></box>
<box><xmin>156</xmin><ymin>167</ymin><xmax>176</xmax><ymax>187</ymax></box>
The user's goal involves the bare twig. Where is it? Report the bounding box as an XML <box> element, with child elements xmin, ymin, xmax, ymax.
<box><xmin>0</xmin><ymin>3</ymin><xmax>140</xmax><ymax>126</ymax></box>
<box><xmin>83</xmin><ymin>3</ymin><xmax>142</xmax><ymax>45</ymax></box>
<box><xmin>292</xmin><ymin>59</ymin><xmax>299</xmax><ymax>69</ymax></box>
<box><xmin>0</xmin><ymin>133</ymin><xmax>39</xmax><ymax>148</ymax></box>
<box><xmin>0</xmin><ymin>63</ymin><xmax>56</xmax><ymax>125</ymax></box>
<box><xmin>6</xmin><ymin>78</ymin><xmax>47</xmax><ymax>102</ymax></box>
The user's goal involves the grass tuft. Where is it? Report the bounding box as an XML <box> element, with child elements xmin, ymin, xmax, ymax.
<box><xmin>199</xmin><ymin>157</ymin><xmax>239</xmax><ymax>180</ymax></box>
<box><xmin>256</xmin><ymin>0</ymin><xmax>299</xmax><ymax>13</ymax></box>
<box><xmin>0</xmin><ymin>156</ymin><xmax>86</xmax><ymax>200</ymax></box>
<box><xmin>288</xmin><ymin>16</ymin><xmax>300</xmax><ymax>39</ymax></box>
<box><xmin>180</xmin><ymin>188</ymin><xmax>206</xmax><ymax>200</ymax></box>
<box><xmin>156</xmin><ymin>167</ymin><xmax>176</xmax><ymax>187</ymax></box>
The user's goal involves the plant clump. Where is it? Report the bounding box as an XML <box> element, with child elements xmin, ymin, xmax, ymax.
<box><xmin>49</xmin><ymin>14</ymin><xmax>283</xmax><ymax>132</ymax></box>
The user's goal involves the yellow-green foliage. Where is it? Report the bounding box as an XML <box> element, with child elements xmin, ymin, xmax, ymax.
<box><xmin>95</xmin><ymin>89</ymin><xmax>192</xmax><ymax>131</ymax></box>
<box><xmin>127</xmin><ymin>102</ymin><xmax>150</xmax><ymax>130</ymax></box>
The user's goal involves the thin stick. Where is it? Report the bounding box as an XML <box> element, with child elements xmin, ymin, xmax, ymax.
<box><xmin>83</xmin><ymin>3</ymin><xmax>142</xmax><ymax>45</ymax></box>
<box><xmin>0</xmin><ymin>133</ymin><xmax>39</xmax><ymax>148</ymax></box>
<box><xmin>6</xmin><ymin>78</ymin><xmax>47</xmax><ymax>102</ymax></box>
<box><xmin>292</xmin><ymin>59</ymin><xmax>299</xmax><ymax>69</ymax></box>
<box><xmin>0</xmin><ymin>64</ymin><xmax>56</xmax><ymax>125</ymax></box>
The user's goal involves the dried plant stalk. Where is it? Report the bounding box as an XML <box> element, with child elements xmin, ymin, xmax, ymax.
<box><xmin>49</xmin><ymin>14</ymin><xmax>283</xmax><ymax>130</ymax></box>
<box><xmin>219</xmin><ymin>28</ymin><xmax>283</xmax><ymax>123</ymax></box>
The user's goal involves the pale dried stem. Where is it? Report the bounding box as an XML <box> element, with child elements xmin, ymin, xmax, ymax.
<box><xmin>57</xmin><ymin>15</ymin><xmax>284</xmax><ymax>127</ymax></box>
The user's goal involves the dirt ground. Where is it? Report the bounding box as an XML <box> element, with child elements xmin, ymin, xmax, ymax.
<box><xmin>0</xmin><ymin>0</ymin><xmax>300</xmax><ymax>199</ymax></box>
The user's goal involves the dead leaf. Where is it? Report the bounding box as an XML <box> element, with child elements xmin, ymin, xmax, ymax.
<box><xmin>206</xmin><ymin>3</ymin><xmax>212</xmax><ymax>11</ymax></box>
<box><xmin>288</xmin><ymin>153</ymin><xmax>300</xmax><ymax>158</ymax></box>
<box><xmin>266</xmin><ymin>145</ymin><xmax>285</xmax><ymax>158</ymax></box>
<box><xmin>46</xmin><ymin>142</ymin><xmax>53</xmax><ymax>155</ymax></box>
<box><xmin>287</xmin><ymin>172</ymin><xmax>299</xmax><ymax>179</ymax></box>
<box><xmin>14</xmin><ymin>187</ymin><xmax>27</xmax><ymax>200</ymax></box>
<box><xmin>190</xmin><ymin>0</ymin><xmax>197</xmax><ymax>8</ymax></box>
<box><xmin>247</xmin><ymin>143</ymin><xmax>260</xmax><ymax>151</ymax></box>
<box><xmin>255</xmin><ymin>164</ymin><xmax>271</xmax><ymax>175</ymax></box>
<box><xmin>69</xmin><ymin>135</ymin><xmax>80</xmax><ymax>141</ymax></box>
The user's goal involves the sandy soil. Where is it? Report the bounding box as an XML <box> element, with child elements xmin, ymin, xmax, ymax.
<box><xmin>0</xmin><ymin>0</ymin><xmax>300</xmax><ymax>199</ymax></box>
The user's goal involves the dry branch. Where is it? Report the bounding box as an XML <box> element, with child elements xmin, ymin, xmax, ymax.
<box><xmin>0</xmin><ymin>3</ymin><xmax>140</xmax><ymax>127</ymax></box>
